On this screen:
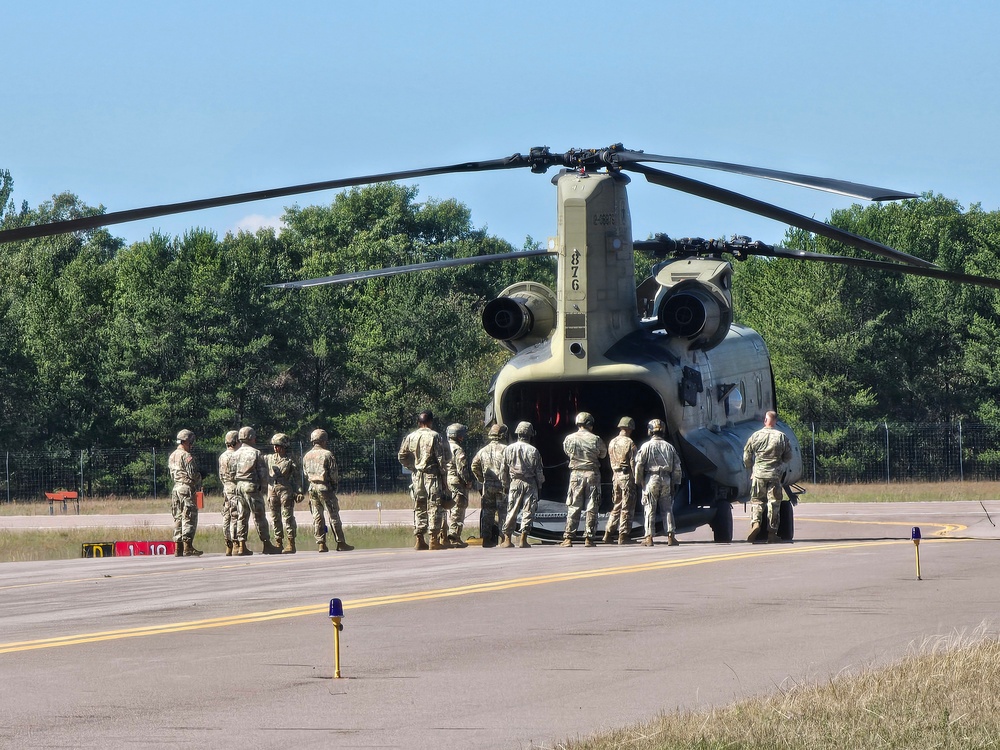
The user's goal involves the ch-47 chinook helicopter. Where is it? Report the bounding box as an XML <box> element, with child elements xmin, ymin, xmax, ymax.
<box><xmin>5</xmin><ymin>144</ymin><xmax>1000</xmax><ymax>542</ymax></box>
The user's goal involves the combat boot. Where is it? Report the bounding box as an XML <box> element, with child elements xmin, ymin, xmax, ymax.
<box><xmin>336</xmin><ymin>540</ymin><xmax>355</xmax><ymax>552</ymax></box>
<box><xmin>746</xmin><ymin>523</ymin><xmax>762</xmax><ymax>543</ymax></box>
<box><xmin>183</xmin><ymin>540</ymin><xmax>204</xmax><ymax>557</ymax></box>
<box><xmin>517</xmin><ymin>531</ymin><xmax>531</xmax><ymax>548</ymax></box>
<box><xmin>283</xmin><ymin>538</ymin><xmax>296</xmax><ymax>554</ymax></box>
<box><xmin>450</xmin><ymin>535</ymin><xmax>468</xmax><ymax>549</ymax></box>
<box><xmin>174</xmin><ymin>541</ymin><xmax>183</xmax><ymax>557</ymax></box>
<box><xmin>438</xmin><ymin>533</ymin><xmax>451</xmax><ymax>550</ymax></box>
<box><xmin>559</xmin><ymin>538</ymin><xmax>573</xmax><ymax>548</ymax></box>
<box><xmin>667</xmin><ymin>532</ymin><xmax>679</xmax><ymax>546</ymax></box>
<box><xmin>618</xmin><ymin>533</ymin><xmax>633</xmax><ymax>545</ymax></box>
<box><xmin>640</xmin><ymin>536</ymin><xmax>653</xmax><ymax>547</ymax></box>
<box><xmin>499</xmin><ymin>534</ymin><xmax>514</xmax><ymax>548</ymax></box>
<box><xmin>262</xmin><ymin>539</ymin><xmax>282</xmax><ymax>555</ymax></box>
<box><xmin>237</xmin><ymin>541</ymin><xmax>253</xmax><ymax>556</ymax></box>
<box><xmin>318</xmin><ymin>538</ymin><xmax>329</xmax><ymax>553</ymax></box>
<box><xmin>428</xmin><ymin>536</ymin><xmax>443</xmax><ymax>550</ymax></box>
<box><xmin>414</xmin><ymin>534</ymin><xmax>429</xmax><ymax>551</ymax></box>
<box><xmin>584</xmin><ymin>537</ymin><xmax>596</xmax><ymax>548</ymax></box>
<box><xmin>602</xmin><ymin>530</ymin><xmax>615</xmax><ymax>544</ymax></box>
<box><xmin>224</xmin><ymin>540</ymin><xmax>233</xmax><ymax>557</ymax></box>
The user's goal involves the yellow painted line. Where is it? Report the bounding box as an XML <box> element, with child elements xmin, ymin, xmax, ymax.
<box><xmin>803</xmin><ymin>518</ymin><xmax>966</xmax><ymax>536</ymax></box>
<box><xmin>0</xmin><ymin>537</ymin><xmax>970</xmax><ymax>655</ymax></box>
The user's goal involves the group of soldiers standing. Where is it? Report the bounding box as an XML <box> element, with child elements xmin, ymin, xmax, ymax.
<box><xmin>167</xmin><ymin>426</ymin><xmax>354</xmax><ymax>557</ymax></box>
<box><xmin>397</xmin><ymin>409</ymin><xmax>686</xmax><ymax>550</ymax></box>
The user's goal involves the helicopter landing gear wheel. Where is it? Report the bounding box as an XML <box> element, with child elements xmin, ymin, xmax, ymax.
<box><xmin>710</xmin><ymin>502</ymin><xmax>733</xmax><ymax>543</ymax></box>
<box><xmin>778</xmin><ymin>500</ymin><xmax>794</xmax><ymax>541</ymax></box>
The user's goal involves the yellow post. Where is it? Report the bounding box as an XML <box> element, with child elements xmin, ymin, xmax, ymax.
<box><xmin>911</xmin><ymin>526</ymin><xmax>922</xmax><ymax>581</ymax></box>
<box><xmin>329</xmin><ymin>598</ymin><xmax>344</xmax><ymax>678</ymax></box>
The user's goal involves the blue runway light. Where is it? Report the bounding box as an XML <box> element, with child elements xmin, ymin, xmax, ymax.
<box><xmin>329</xmin><ymin>598</ymin><xmax>344</xmax><ymax>618</ymax></box>
<box><xmin>911</xmin><ymin>527</ymin><xmax>921</xmax><ymax>541</ymax></box>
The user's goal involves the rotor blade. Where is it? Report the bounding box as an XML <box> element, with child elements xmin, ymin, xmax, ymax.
<box><xmin>626</xmin><ymin>162</ymin><xmax>936</xmax><ymax>269</ymax></box>
<box><xmin>756</xmin><ymin>246</ymin><xmax>1000</xmax><ymax>289</ymax></box>
<box><xmin>0</xmin><ymin>155</ymin><xmax>531</xmax><ymax>244</ymax></box>
<box><xmin>613</xmin><ymin>150</ymin><xmax>917</xmax><ymax>201</ymax></box>
<box><xmin>268</xmin><ymin>248</ymin><xmax>554</xmax><ymax>289</ymax></box>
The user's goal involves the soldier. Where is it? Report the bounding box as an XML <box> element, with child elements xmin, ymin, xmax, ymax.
<box><xmin>218</xmin><ymin>430</ymin><xmax>239</xmax><ymax>556</ymax></box>
<box><xmin>303</xmin><ymin>428</ymin><xmax>354</xmax><ymax>552</ymax></box>
<box><xmin>743</xmin><ymin>410</ymin><xmax>792</xmax><ymax>543</ymax></box>
<box><xmin>634</xmin><ymin>419</ymin><xmax>683</xmax><ymax>546</ymax></box>
<box><xmin>471</xmin><ymin>424</ymin><xmax>508</xmax><ymax>547</ymax></box>
<box><xmin>232</xmin><ymin>426</ymin><xmax>282</xmax><ymax>556</ymax></box>
<box><xmin>398</xmin><ymin>410</ymin><xmax>451</xmax><ymax>551</ymax></box>
<box><xmin>500</xmin><ymin>421</ymin><xmax>544</xmax><ymax>548</ymax></box>
<box><xmin>445</xmin><ymin>423</ymin><xmax>472</xmax><ymax>548</ymax></box>
<box><xmin>168</xmin><ymin>429</ymin><xmax>203</xmax><ymax>557</ymax></box>
<box><xmin>267</xmin><ymin>433</ymin><xmax>304</xmax><ymax>554</ymax></box>
<box><xmin>603</xmin><ymin>417</ymin><xmax>637</xmax><ymax>545</ymax></box>
<box><xmin>560</xmin><ymin>412</ymin><xmax>608</xmax><ymax>548</ymax></box>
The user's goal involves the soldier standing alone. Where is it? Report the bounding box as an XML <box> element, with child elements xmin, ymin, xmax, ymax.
<box><xmin>603</xmin><ymin>417</ymin><xmax>637</xmax><ymax>545</ymax></box>
<box><xmin>634</xmin><ymin>419</ymin><xmax>683</xmax><ymax>546</ymax></box>
<box><xmin>743</xmin><ymin>410</ymin><xmax>792</xmax><ymax>543</ymax></box>
<box><xmin>471</xmin><ymin>424</ymin><xmax>508</xmax><ymax>547</ymax></box>
<box><xmin>303</xmin><ymin>429</ymin><xmax>354</xmax><ymax>552</ymax></box>
<box><xmin>169</xmin><ymin>429</ymin><xmax>203</xmax><ymax>557</ymax></box>
<box><xmin>398</xmin><ymin>410</ymin><xmax>451</xmax><ymax>551</ymax></box>
<box><xmin>561</xmin><ymin>412</ymin><xmax>608</xmax><ymax>548</ymax></box>
<box><xmin>445</xmin><ymin>423</ymin><xmax>472</xmax><ymax>548</ymax></box>
<box><xmin>267</xmin><ymin>433</ymin><xmax>304</xmax><ymax>554</ymax></box>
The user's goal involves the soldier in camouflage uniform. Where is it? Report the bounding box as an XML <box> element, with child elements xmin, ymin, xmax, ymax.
<box><xmin>471</xmin><ymin>423</ymin><xmax>508</xmax><ymax>548</ymax></box>
<box><xmin>398</xmin><ymin>410</ymin><xmax>451</xmax><ymax>551</ymax></box>
<box><xmin>218</xmin><ymin>430</ymin><xmax>239</xmax><ymax>556</ymax></box>
<box><xmin>445</xmin><ymin>423</ymin><xmax>472</xmax><ymax>548</ymax></box>
<box><xmin>560</xmin><ymin>412</ymin><xmax>608</xmax><ymax>548</ymax></box>
<box><xmin>267</xmin><ymin>433</ymin><xmax>304</xmax><ymax>554</ymax></box>
<box><xmin>232</xmin><ymin>426</ymin><xmax>282</xmax><ymax>556</ymax></box>
<box><xmin>634</xmin><ymin>419</ymin><xmax>683</xmax><ymax>546</ymax></box>
<box><xmin>169</xmin><ymin>429</ymin><xmax>203</xmax><ymax>557</ymax></box>
<box><xmin>303</xmin><ymin>428</ymin><xmax>354</xmax><ymax>552</ymax></box>
<box><xmin>500</xmin><ymin>421</ymin><xmax>544</xmax><ymax>548</ymax></box>
<box><xmin>743</xmin><ymin>410</ymin><xmax>792</xmax><ymax>543</ymax></box>
<box><xmin>603</xmin><ymin>417</ymin><xmax>637</xmax><ymax>545</ymax></box>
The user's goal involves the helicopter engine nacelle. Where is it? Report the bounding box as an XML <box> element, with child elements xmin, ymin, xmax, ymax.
<box><xmin>482</xmin><ymin>281</ymin><xmax>557</xmax><ymax>353</ymax></box>
<box><xmin>650</xmin><ymin>258</ymin><xmax>733</xmax><ymax>351</ymax></box>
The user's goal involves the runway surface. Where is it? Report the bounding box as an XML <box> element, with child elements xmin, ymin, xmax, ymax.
<box><xmin>1</xmin><ymin>501</ymin><xmax>999</xmax><ymax>748</ymax></box>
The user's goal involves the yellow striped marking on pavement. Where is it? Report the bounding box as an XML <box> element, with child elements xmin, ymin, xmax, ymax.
<box><xmin>0</xmin><ymin>533</ymin><xmax>968</xmax><ymax>655</ymax></box>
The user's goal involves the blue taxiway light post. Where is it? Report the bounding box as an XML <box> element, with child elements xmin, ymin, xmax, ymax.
<box><xmin>330</xmin><ymin>598</ymin><xmax>344</xmax><ymax>678</ymax></box>
<box><xmin>911</xmin><ymin>527</ymin><xmax>922</xmax><ymax>580</ymax></box>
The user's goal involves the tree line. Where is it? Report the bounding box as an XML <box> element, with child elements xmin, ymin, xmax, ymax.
<box><xmin>2</xmin><ymin>168</ymin><xmax>999</xmax><ymax>453</ymax></box>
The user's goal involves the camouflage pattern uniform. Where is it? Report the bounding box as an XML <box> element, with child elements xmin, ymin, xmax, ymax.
<box><xmin>218</xmin><ymin>431</ymin><xmax>239</xmax><ymax>555</ymax></box>
<box><xmin>168</xmin><ymin>437</ymin><xmax>202</xmax><ymax>551</ymax></box>
<box><xmin>634</xmin><ymin>427</ymin><xmax>683</xmax><ymax>544</ymax></box>
<box><xmin>266</xmin><ymin>437</ymin><xmax>303</xmax><ymax>552</ymax></box>
<box><xmin>303</xmin><ymin>432</ymin><xmax>352</xmax><ymax>551</ymax></box>
<box><xmin>471</xmin><ymin>427</ymin><xmax>508</xmax><ymax>547</ymax></box>
<box><xmin>604</xmin><ymin>424</ymin><xmax>637</xmax><ymax>543</ymax></box>
<box><xmin>743</xmin><ymin>413</ymin><xmax>792</xmax><ymax>540</ymax></box>
<box><xmin>398</xmin><ymin>417</ymin><xmax>451</xmax><ymax>548</ymax></box>
<box><xmin>501</xmin><ymin>423</ymin><xmax>544</xmax><ymax>543</ymax></box>
<box><xmin>561</xmin><ymin>415</ymin><xmax>608</xmax><ymax>545</ymax></box>
<box><xmin>232</xmin><ymin>429</ymin><xmax>277</xmax><ymax>553</ymax></box>
<box><xmin>445</xmin><ymin>424</ymin><xmax>472</xmax><ymax>547</ymax></box>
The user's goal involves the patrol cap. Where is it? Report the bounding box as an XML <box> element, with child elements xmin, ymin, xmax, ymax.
<box><xmin>575</xmin><ymin>411</ymin><xmax>594</xmax><ymax>427</ymax></box>
<box><xmin>310</xmin><ymin>428</ymin><xmax>328</xmax><ymax>444</ymax></box>
<box><xmin>176</xmin><ymin>429</ymin><xmax>195</xmax><ymax>444</ymax></box>
<box><xmin>446</xmin><ymin>423</ymin><xmax>467</xmax><ymax>439</ymax></box>
<box><xmin>617</xmin><ymin>417</ymin><xmax>635</xmax><ymax>430</ymax></box>
<box><xmin>238</xmin><ymin>426</ymin><xmax>256</xmax><ymax>442</ymax></box>
<box><xmin>270</xmin><ymin>433</ymin><xmax>289</xmax><ymax>447</ymax></box>
<box><xmin>224</xmin><ymin>430</ymin><xmax>239</xmax><ymax>447</ymax></box>
<box><xmin>647</xmin><ymin>418</ymin><xmax>666</xmax><ymax>435</ymax></box>
<box><xmin>515</xmin><ymin>421</ymin><xmax>535</xmax><ymax>438</ymax></box>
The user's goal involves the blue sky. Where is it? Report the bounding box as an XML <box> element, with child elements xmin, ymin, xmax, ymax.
<box><xmin>4</xmin><ymin>1</ymin><xmax>999</xmax><ymax>256</ymax></box>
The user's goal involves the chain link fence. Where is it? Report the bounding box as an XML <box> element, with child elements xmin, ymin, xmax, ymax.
<box><xmin>4</xmin><ymin>422</ymin><xmax>1000</xmax><ymax>506</ymax></box>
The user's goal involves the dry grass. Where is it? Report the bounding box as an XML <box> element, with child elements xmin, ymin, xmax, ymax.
<box><xmin>798</xmin><ymin>481</ymin><xmax>1000</xmax><ymax>504</ymax></box>
<box><xmin>552</xmin><ymin>629</ymin><xmax>1000</xmax><ymax>750</ymax></box>
<box><xmin>0</xmin><ymin>524</ymin><xmax>416</xmax><ymax>562</ymax></box>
